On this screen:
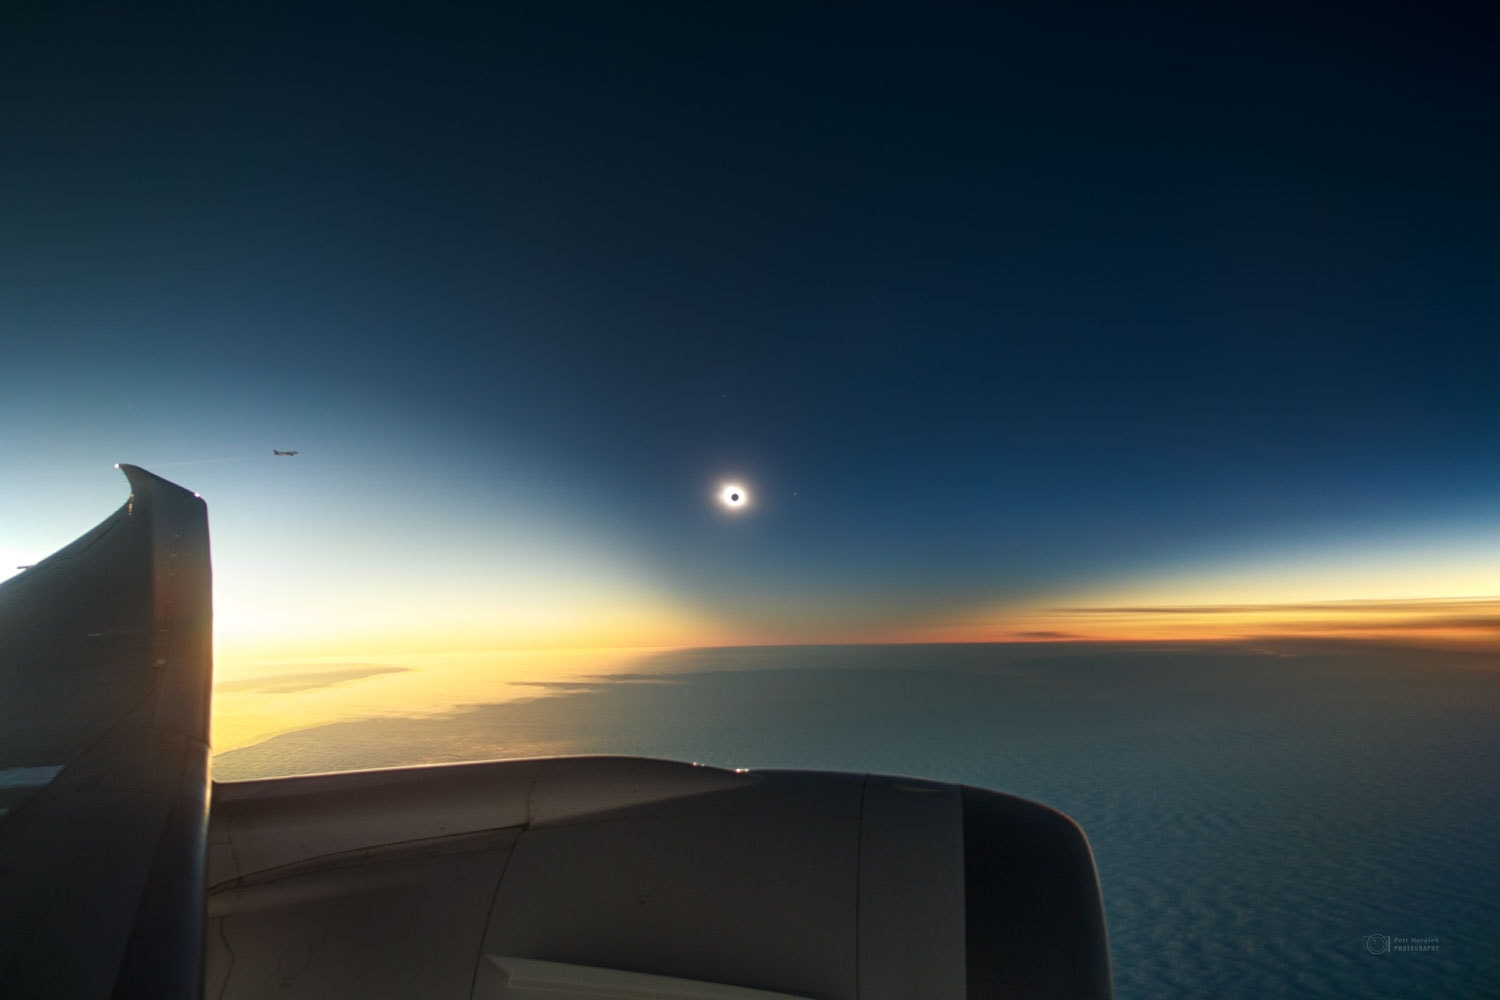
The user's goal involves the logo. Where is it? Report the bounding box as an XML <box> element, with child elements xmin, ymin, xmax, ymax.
<box><xmin>1365</xmin><ymin>933</ymin><xmax>1439</xmax><ymax>955</ymax></box>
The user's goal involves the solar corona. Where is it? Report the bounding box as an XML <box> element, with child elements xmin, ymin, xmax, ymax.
<box><xmin>719</xmin><ymin>483</ymin><xmax>749</xmax><ymax>511</ymax></box>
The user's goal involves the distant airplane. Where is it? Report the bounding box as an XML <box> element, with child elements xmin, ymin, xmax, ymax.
<box><xmin>272</xmin><ymin>449</ymin><xmax>299</xmax><ymax>456</ymax></box>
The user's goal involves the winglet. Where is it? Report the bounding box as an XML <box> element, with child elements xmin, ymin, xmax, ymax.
<box><xmin>0</xmin><ymin>465</ymin><xmax>213</xmax><ymax>998</ymax></box>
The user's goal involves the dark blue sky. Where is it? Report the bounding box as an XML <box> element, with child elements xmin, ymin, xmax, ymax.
<box><xmin>4</xmin><ymin>1</ymin><xmax>1499</xmax><ymax>648</ymax></box>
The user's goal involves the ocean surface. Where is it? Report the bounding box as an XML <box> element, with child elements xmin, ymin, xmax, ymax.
<box><xmin>213</xmin><ymin>641</ymin><xmax>1500</xmax><ymax>999</ymax></box>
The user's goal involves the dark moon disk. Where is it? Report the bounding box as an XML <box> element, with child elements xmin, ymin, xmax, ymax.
<box><xmin>731</xmin><ymin>493</ymin><xmax>740</xmax><ymax>502</ymax></box>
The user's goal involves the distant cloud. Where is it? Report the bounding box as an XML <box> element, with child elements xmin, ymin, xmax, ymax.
<box><xmin>1060</xmin><ymin>597</ymin><xmax>1500</xmax><ymax>616</ymax></box>
<box><xmin>1012</xmin><ymin>630</ymin><xmax>1083</xmax><ymax>640</ymax></box>
<box><xmin>512</xmin><ymin>673</ymin><xmax>673</xmax><ymax>692</ymax></box>
<box><xmin>1031</xmin><ymin>596</ymin><xmax>1500</xmax><ymax>645</ymax></box>
<box><xmin>215</xmin><ymin>664</ymin><xmax>409</xmax><ymax>694</ymax></box>
<box><xmin>1291</xmin><ymin>615</ymin><xmax>1500</xmax><ymax>633</ymax></box>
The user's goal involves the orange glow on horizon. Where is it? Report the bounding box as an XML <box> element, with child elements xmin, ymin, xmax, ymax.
<box><xmin>904</xmin><ymin>596</ymin><xmax>1500</xmax><ymax>649</ymax></box>
<box><xmin>210</xmin><ymin>645</ymin><xmax>676</xmax><ymax>755</ymax></box>
<box><xmin>209</xmin><ymin>595</ymin><xmax>1500</xmax><ymax>758</ymax></box>
<box><xmin>212</xmin><ymin>561</ymin><xmax>748</xmax><ymax>663</ymax></box>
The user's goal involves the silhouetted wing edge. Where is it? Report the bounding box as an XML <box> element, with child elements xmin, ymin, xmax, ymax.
<box><xmin>0</xmin><ymin>465</ymin><xmax>212</xmax><ymax>999</ymax></box>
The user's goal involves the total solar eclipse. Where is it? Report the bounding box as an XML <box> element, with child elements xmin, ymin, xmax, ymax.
<box><xmin>719</xmin><ymin>484</ymin><xmax>749</xmax><ymax>510</ymax></box>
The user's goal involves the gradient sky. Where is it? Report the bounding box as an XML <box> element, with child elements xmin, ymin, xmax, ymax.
<box><xmin>4</xmin><ymin>2</ymin><xmax>1499</xmax><ymax>666</ymax></box>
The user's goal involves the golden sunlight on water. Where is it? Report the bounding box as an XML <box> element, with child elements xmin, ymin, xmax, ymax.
<box><xmin>211</xmin><ymin>646</ymin><xmax>671</xmax><ymax>754</ymax></box>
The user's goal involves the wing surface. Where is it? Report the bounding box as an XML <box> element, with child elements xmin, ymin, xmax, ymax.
<box><xmin>0</xmin><ymin>465</ymin><xmax>212</xmax><ymax>999</ymax></box>
<box><xmin>206</xmin><ymin>759</ymin><xmax>1113</xmax><ymax>998</ymax></box>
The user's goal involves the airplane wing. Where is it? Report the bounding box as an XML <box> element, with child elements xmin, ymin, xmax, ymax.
<box><xmin>0</xmin><ymin>465</ymin><xmax>212</xmax><ymax>998</ymax></box>
<box><xmin>0</xmin><ymin>467</ymin><xmax>1113</xmax><ymax>999</ymax></box>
